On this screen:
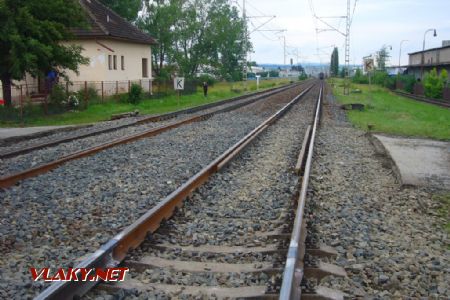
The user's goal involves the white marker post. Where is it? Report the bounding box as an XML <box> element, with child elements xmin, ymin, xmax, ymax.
<box><xmin>256</xmin><ymin>75</ymin><xmax>261</xmax><ymax>90</ymax></box>
<box><xmin>174</xmin><ymin>77</ymin><xmax>185</xmax><ymax>107</ymax></box>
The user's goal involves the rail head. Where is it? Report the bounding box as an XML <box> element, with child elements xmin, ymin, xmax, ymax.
<box><xmin>279</xmin><ymin>83</ymin><xmax>324</xmax><ymax>300</ymax></box>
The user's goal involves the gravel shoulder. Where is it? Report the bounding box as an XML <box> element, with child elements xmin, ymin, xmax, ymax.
<box><xmin>306</xmin><ymin>84</ymin><xmax>449</xmax><ymax>298</ymax></box>
<box><xmin>0</xmin><ymin>85</ymin><xmax>306</xmax><ymax>299</ymax></box>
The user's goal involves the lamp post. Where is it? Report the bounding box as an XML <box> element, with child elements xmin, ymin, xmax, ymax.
<box><xmin>421</xmin><ymin>28</ymin><xmax>437</xmax><ymax>79</ymax></box>
<box><xmin>398</xmin><ymin>40</ymin><xmax>409</xmax><ymax>74</ymax></box>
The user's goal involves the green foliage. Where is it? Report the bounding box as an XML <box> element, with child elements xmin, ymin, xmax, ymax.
<box><xmin>339</xmin><ymin>67</ymin><xmax>346</xmax><ymax>78</ymax></box>
<box><xmin>352</xmin><ymin>68</ymin><xmax>369</xmax><ymax>84</ymax></box>
<box><xmin>48</xmin><ymin>85</ymin><xmax>68</xmax><ymax>107</ymax></box>
<box><xmin>333</xmin><ymin>79</ymin><xmax>450</xmax><ymax>141</ymax></box>
<box><xmin>330</xmin><ymin>47</ymin><xmax>339</xmax><ymax>77</ymax></box>
<box><xmin>128</xmin><ymin>83</ymin><xmax>143</xmax><ymax>104</ymax></box>
<box><xmin>396</xmin><ymin>74</ymin><xmax>416</xmax><ymax>93</ymax></box>
<box><xmin>372</xmin><ymin>71</ymin><xmax>388</xmax><ymax>85</ymax></box>
<box><xmin>424</xmin><ymin>68</ymin><xmax>444</xmax><ymax>99</ymax></box>
<box><xmin>440</xmin><ymin>69</ymin><xmax>448</xmax><ymax>87</ymax></box>
<box><xmin>0</xmin><ymin>0</ymin><xmax>88</xmax><ymax>106</ymax></box>
<box><xmin>138</xmin><ymin>0</ymin><xmax>249</xmax><ymax>81</ymax></box>
<box><xmin>100</xmin><ymin>0</ymin><xmax>142</xmax><ymax>21</ymax></box>
<box><xmin>197</xmin><ymin>74</ymin><xmax>216</xmax><ymax>86</ymax></box>
<box><xmin>299</xmin><ymin>73</ymin><xmax>308</xmax><ymax>81</ymax></box>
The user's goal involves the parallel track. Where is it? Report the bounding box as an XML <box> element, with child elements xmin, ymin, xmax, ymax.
<box><xmin>35</xmin><ymin>82</ymin><xmax>342</xmax><ymax>300</ymax></box>
<box><xmin>393</xmin><ymin>90</ymin><xmax>450</xmax><ymax>108</ymax></box>
<box><xmin>0</xmin><ymin>82</ymin><xmax>305</xmax><ymax>160</ymax></box>
<box><xmin>0</xmin><ymin>82</ymin><xmax>309</xmax><ymax>188</ymax></box>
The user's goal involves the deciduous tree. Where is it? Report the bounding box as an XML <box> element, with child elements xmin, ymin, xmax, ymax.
<box><xmin>100</xmin><ymin>0</ymin><xmax>142</xmax><ymax>21</ymax></box>
<box><xmin>0</xmin><ymin>0</ymin><xmax>88</xmax><ymax>107</ymax></box>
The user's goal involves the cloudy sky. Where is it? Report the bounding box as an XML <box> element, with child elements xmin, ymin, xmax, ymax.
<box><xmin>233</xmin><ymin>0</ymin><xmax>450</xmax><ymax>66</ymax></box>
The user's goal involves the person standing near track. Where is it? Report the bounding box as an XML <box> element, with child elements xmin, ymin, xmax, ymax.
<box><xmin>203</xmin><ymin>81</ymin><xmax>208</xmax><ymax>97</ymax></box>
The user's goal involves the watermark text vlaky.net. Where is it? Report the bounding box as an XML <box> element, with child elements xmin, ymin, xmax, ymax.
<box><xmin>30</xmin><ymin>267</ymin><xmax>129</xmax><ymax>282</ymax></box>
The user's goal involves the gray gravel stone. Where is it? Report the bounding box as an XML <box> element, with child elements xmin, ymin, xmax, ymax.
<box><xmin>306</xmin><ymin>86</ymin><xmax>449</xmax><ymax>298</ymax></box>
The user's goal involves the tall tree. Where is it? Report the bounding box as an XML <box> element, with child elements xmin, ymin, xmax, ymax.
<box><xmin>138</xmin><ymin>0</ymin><xmax>250</xmax><ymax>80</ymax></box>
<box><xmin>138</xmin><ymin>0</ymin><xmax>181</xmax><ymax>78</ymax></box>
<box><xmin>330</xmin><ymin>47</ymin><xmax>339</xmax><ymax>77</ymax></box>
<box><xmin>100</xmin><ymin>0</ymin><xmax>142</xmax><ymax>21</ymax></box>
<box><xmin>0</xmin><ymin>0</ymin><xmax>88</xmax><ymax>107</ymax></box>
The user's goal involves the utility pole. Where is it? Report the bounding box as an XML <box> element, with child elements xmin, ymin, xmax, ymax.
<box><xmin>344</xmin><ymin>0</ymin><xmax>350</xmax><ymax>95</ymax></box>
<box><xmin>314</xmin><ymin>0</ymin><xmax>355</xmax><ymax>95</ymax></box>
<box><xmin>283</xmin><ymin>35</ymin><xmax>286</xmax><ymax>65</ymax></box>
<box><xmin>242</xmin><ymin>0</ymin><xmax>247</xmax><ymax>86</ymax></box>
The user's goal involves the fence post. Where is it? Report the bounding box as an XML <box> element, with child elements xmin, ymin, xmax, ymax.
<box><xmin>20</xmin><ymin>85</ymin><xmax>24</xmax><ymax>123</ymax></box>
<box><xmin>84</xmin><ymin>81</ymin><xmax>88</xmax><ymax>108</ymax></box>
<box><xmin>101</xmin><ymin>81</ymin><xmax>104</xmax><ymax>102</ymax></box>
<box><xmin>128</xmin><ymin>80</ymin><xmax>131</xmax><ymax>92</ymax></box>
<box><xmin>116</xmin><ymin>80</ymin><xmax>119</xmax><ymax>95</ymax></box>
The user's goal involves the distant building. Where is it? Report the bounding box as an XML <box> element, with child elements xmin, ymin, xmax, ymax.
<box><xmin>406</xmin><ymin>41</ymin><xmax>450</xmax><ymax>79</ymax></box>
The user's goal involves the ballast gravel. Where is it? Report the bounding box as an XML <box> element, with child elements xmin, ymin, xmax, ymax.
<box><xmin>0</xmin><ymin>85</ymin><xmax>305</xmax><ymax>299</ymax></box>
<box><xmin>0</xmin><ymin>85</ymin><xmax>297</xmax><ymax>176</ymax></box>
<box><xmin>305</xmin><ymin>88</ymin><xmax>449</xmax><ymax>298</ymax></box>
<box><xmin>86</xmin><ymin>86</ymin><xmax>320</xmax><ymax>299</ymax></box>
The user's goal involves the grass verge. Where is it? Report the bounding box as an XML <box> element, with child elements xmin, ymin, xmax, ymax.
<box><xmin>329</xmin><ymin>79</ymin><xmax>450</xmax><ymax>141</ymax></box>
<box><xmin>0</xmin><ymin>78</ymin><xmax>293</xmax><ymax>127</ymax></box>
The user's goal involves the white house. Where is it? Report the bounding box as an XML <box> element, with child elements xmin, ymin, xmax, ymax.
<box><xmin>1</xmin><ymin>0</ymin><xmax>157</xmax><ymax>103</ymax></box>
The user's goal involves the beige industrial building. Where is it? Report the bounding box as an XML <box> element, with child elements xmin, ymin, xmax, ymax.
<box><xmin>0</xmin><ymin>0</ymin><xmax>156</xmax><ymax>102</ymax></box>
<box><xmin>406</xmin><ymin>41</ymin><xmax>450</xmax><ymax>79</ymax></box>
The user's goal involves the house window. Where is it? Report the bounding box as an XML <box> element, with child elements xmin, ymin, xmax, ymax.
<box><xmin>142</xmin><ymin>58</ymin><xmax>148</xmax><ymax>78</ymax></box>
<box><xmin>121</xmin><ymin>56</ymin><xmax>125</xmax><ymax>70</ymax></box>
<box><xmin>108</xmin><ymin>55</ymin><xmax>112</xmax><ymax>70</ymax></box>
<box><xmin>113</xmin><ymin>55</ymin><xmax>117</xmax><ymax>70</ymax></box>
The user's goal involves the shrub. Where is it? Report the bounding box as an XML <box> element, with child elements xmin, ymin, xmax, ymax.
<box><xmin>128</xmin><ymin>83</ymin><xmax>143</xmax><ymax>104</ymax></box>
<box><xmin>197</xmin><ymin>74</ymin><xmax>216</xmax><ymax>86</ymax></box>
<box><xmin>48</xmin><ymin>84</ymin><xmax>67</xmax><ymax>107</ymax></box>
<box><xmin>298</xmin><ymin>73</ymin><xmax>308</xmax><ymax>81</ymax></box>
<box><xmin>396</xmin><ymin>75</ymin><xmax>416</xmax><ymax>93</ymax></box>
<box><xmin>372</xmin><ymin>71</ymin><xmax>388</xmax><ymax>86</ymax></box>
<box><xmin>424</xmin><ymin>68</ymin><xmax>444</xmax><ymax>99</ymax></box>
<box><xmin>352</xmin><ymin>68</ymin><xmax>369</xmax><ymax>84</ymax></box>
<box><xmin>440</xmin><ymin>69</ymin><xmax>448</xmax><ymax>87</ymax></box>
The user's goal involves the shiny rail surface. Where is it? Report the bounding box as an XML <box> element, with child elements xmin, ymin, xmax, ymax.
<box><xmin>279</xmin><ymin>83</ymin><xmax>323</xmax><ymax>299</ymax></box>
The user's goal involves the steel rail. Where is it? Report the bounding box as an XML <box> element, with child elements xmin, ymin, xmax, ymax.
<box><xmin>279</xmin><ymin>83</ymin><xmax>323</xmax><ymax>299</ymax></box>
<box><xmin>34</xmin><ymin>84</ymin><xmax>316</xmax><ymax>300</ymax></box>
<box><xmin>0</xmin><ymin>81</ymin><xmax>308</xmax><ymax>160</ymax></box>
<box><xmin>0</xmin><ymin>82</ymin><xmax>308</xmax><ymax>189</ymax></box>
<box><xmin>392</xmin><ymin>90</ymin><xmax>450</xmax><ymax>108</ymax></box>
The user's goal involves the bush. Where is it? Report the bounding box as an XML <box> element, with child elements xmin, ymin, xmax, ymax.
<box><xmin>396</xmin><ymin>75</ymin><xmax>416</xmax><ymax>93</ymax></box>
<box><xmin>48</xmin><ymin>84</ymin><xmax>67</xmax><ymax>107</ymax></box>
<box><xmin>424</xmin><ymin>68</ymin><xmax>444</xmax><ymax>99</ymax></box>
<box><xmin>352</xmin><ymin>68</ymin><xmax>369</xmax><ymax>84</ymax></box>
<box><xmin>197</xmin><ymin>74</ymin><xmax>216</xmax><ymax>86</ymax></box>
<box><xmin>372</xmin><ymin>71</ymin><xmax>388</xmax><ymax>85</ymax></box>
<box><xmin>128</xmin><ymin>83</ymin><xmax>143</xmax><ymax>104</ymax></box>
<box><xmin>298</xmin><ymin>73</ymin><xmax>308</xmax><ymax>81</ymax></box>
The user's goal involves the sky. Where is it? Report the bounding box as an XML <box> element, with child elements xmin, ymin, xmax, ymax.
<box><xmin>232</xmin><ymin>0</ymin><xmax>450</xmax><ymax>66</ymax></box>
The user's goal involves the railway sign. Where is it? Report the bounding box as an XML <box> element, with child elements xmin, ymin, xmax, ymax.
<box><xmin>364</xmin><ymin>58</ymin><xmax>374</xmax><ymax>72</ymax></box>
<box><xmin>174</xmin><ymin>77</ymin><xmax>185</xmax><ymax>90</ymax></box>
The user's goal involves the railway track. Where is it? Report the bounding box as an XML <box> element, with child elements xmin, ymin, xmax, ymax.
<box><xmin>34</xmin><ymin>82</ymin><xmax>345</xmax><ymax>299</ymax></box>
<box><xmin>392</xmin><ymin>90</ymin><xmax>450</xmax><ymax>108</ymax></box>
<box><xmin>0</xmin><ymin>82</ymin><xmax>306</xmax><ymax>160</ymax></box>
<box><xmin>0</xmin><ymin>82</ymin><xmax>310</xmax><ymax>188</ymax></box>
